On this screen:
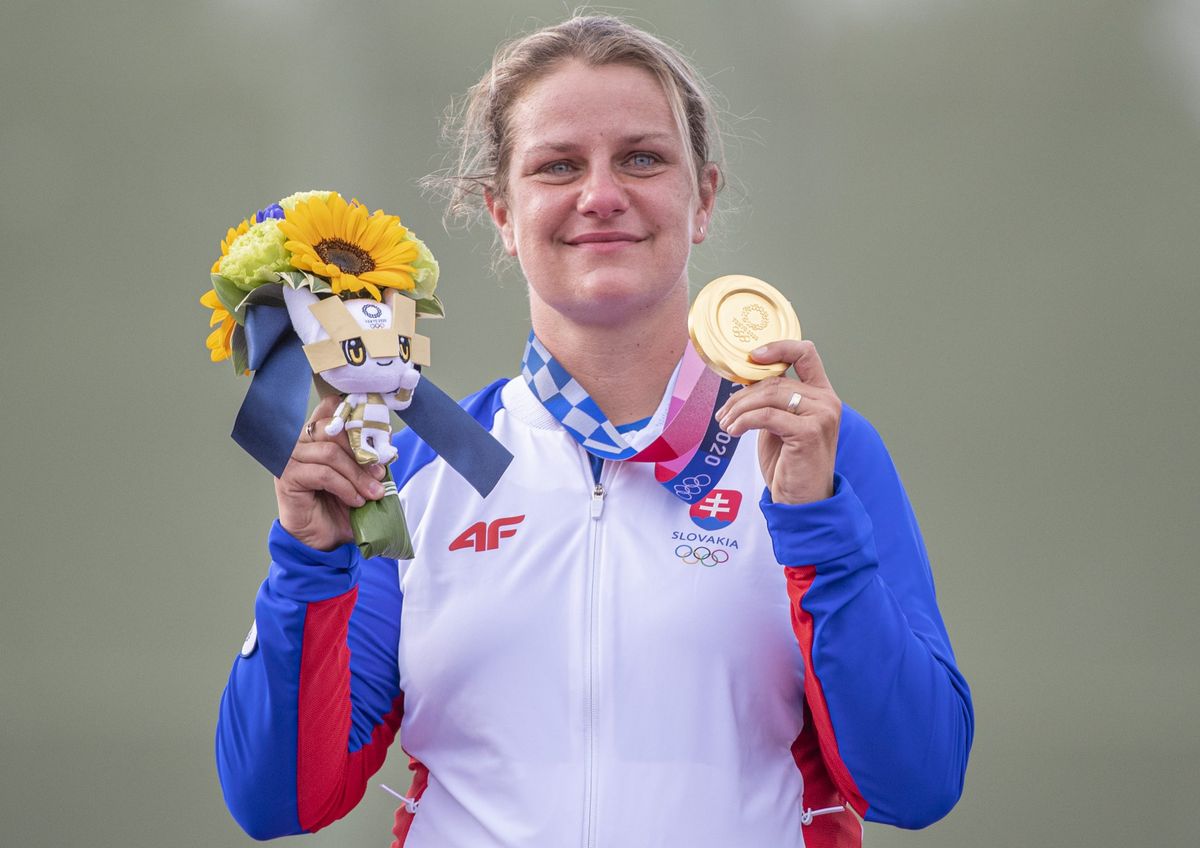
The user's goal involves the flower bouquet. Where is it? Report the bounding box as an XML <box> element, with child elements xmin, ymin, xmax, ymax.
<box><xmin>202</xmin><ymin>190</ymin><xmax>463</xmax><ymax>559</ymax></box>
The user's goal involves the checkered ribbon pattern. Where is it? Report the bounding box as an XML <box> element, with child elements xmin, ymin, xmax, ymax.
<box><xmin>521</xmin><ymin>331</ymin><xmax>745</xmax><ymax>503</ymax></box>
<box><xmin>522</xmin><ymin>333</ymin><xmax>642</xmax><ymax>460</ymax></box>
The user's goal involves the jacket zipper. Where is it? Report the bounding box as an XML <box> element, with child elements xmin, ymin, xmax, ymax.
<box><xmin>582</xmin><ymin>454</ymin><xmax>608</xmax><ymax>848</ymax></box>
<box><xmin>590</xmin><ymin>482</ymin><xmax>606</xmax><ymax>518</ymax></box>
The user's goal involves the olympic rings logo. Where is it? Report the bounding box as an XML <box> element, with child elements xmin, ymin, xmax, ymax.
<box><xmin>674</xmin><ymin>544</ymin><xmax>730</xmax><ymax>567</ymax></box>
<box><xmin>673</xmin><ymin>474</ymin><xmax>712</xmax><ymax>501</ymax></box>
<box><xmin>732</xmin><ymin>303</ymin><xmax>770</xmax><ymax>343</ymax></box>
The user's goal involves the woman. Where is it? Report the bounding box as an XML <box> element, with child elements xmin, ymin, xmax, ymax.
<box><xmin>217</xmin><ymin>15</ymin><xmax>973</xmax><ymax>847</ymax></box>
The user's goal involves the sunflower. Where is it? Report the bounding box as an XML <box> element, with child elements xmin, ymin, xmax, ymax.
<box><xmin>211</xmin><ymin>217</ymin><xmax>252</xmax><ymax>273</ymax></box>
<box><xmin>278</xmin><ymin>193</ymin><xmax>419</xmax><ymax>300</ymax></box>
<box><xmin>200</xmin><ymin>288</ymin><xmax>236</xmax><ymax>363</ymax></box>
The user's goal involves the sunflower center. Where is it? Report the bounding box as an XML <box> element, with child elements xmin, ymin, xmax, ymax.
<box><xmin>316</xmin><ymin>239</ymin><xmax>375</xmax><ymax>275</ymax></box>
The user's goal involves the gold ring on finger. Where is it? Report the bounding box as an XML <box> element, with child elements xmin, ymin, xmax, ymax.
<box><xmin>786</xmin><ymin>391</ymin><xmax>803</xmax><ymax>415</ymax></box>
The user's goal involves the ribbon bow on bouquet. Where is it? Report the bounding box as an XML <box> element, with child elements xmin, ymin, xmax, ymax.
<box><xmin>201</xmin><ymin>190</ymin><xmax>512</xmax><ymax>558</ymax></box>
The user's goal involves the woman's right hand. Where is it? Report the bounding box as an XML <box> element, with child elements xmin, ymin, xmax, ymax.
<box><xmin>274</xmin><ymin>394</ymin><xmax>388</xmax><ymax>551</ymax></box>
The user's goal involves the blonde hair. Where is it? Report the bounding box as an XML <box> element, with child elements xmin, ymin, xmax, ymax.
<box><xmin>425</xmin><ymin>13</ymin><xmax>725</xmax><ymax>226</ymax></box>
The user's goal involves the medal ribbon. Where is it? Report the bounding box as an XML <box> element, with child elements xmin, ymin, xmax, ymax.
<box><xmin>521</xmin><ymin>332</ymin><xmax>742</xmax><ymax>503</ymax></box>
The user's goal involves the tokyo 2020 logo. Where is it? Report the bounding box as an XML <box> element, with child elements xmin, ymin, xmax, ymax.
<box><xmin>674</xmin><ymin>544</ymin><xmax>730</xmax><ymax>567</ymax></box>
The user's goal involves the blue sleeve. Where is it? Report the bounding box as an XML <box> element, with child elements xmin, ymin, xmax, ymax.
<box><xmin>760</xmin><ymin>405</ymin><xmax>974</xmax><ymax>828</ymax></box>
<box><xmin>214</xmin><ymin>380</ymin><xmax>506</xmax><ymax>838</ymax></box>
<box><xmin>215</xmin><ymin>522</ymin><xmax>404</xmax><ymax>838</ymax></box>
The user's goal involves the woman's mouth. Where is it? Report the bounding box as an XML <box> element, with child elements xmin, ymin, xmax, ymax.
<box><xmin>565</xmin><ymin>231</ymin><xmax>643</xmax><ymax>250</ymax></box>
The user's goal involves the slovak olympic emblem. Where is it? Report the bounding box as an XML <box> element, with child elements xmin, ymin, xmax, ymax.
<box><xmin>689</xmin><ymin>489</ymin><xmax>743</xmax><ymax>530</ymax></box>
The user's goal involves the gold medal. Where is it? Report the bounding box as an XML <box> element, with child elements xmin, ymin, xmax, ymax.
<box><xmin>688</xmin><ymin>275</ymin><xmax>802</xmax><ymax>383</ymax></box>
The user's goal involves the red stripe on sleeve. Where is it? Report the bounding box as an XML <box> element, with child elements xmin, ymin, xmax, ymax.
<box><xmin>786</xmin><ymin>565</ymin><xmax>869</xmax><ymax>819</ymax></box>
<box><xmin>390</xmin><ymin>755</ymin><xmax>431</xmax><ymax>847</ymax></box>
<box><xmin>297</xmin><ymin>588</ymin><xmax>404</xmax><ymax>832</ymax></box>
<box><xmin>791</xmin><ymin>704</ymin><xmax>863</xmax><ymax>847</ymax></box>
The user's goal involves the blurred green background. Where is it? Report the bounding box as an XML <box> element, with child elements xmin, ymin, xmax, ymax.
<box><xmin>2</xmin><ymin>1</ymin><xmax>1197</xmax><ymax>845</ymax></box>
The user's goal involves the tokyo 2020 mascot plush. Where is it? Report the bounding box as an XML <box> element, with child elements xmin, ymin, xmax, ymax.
<box><xmin>284</xmin><ymin>285</ymin><xmax>429</xmax><ymax>558</ymax></box>
<box><xmin>283</xmin><ymin>286</ymin><xmax>426</xmax><ymax>466</ymax></box>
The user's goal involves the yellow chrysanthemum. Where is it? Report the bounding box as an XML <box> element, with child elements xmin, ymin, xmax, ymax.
<box><xmin>211</xmin><ymin>217</ymin><xmax>252</xmax><ymax>274</ymax></box>
<box><xmin>200</xmin><ymin>289</ymin><xmax>235</xmax><ymax>363</ymax></box>
<box><xmin>278</xmin><ymin>193</ymin><xmax>419</xmax><ymax>300</ymax></box>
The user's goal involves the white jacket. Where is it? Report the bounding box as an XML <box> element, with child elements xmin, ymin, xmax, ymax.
<box><xmin>216</xmin><ymin>376</ymin><xmax>973</xmax><ymax>846</ymax></box>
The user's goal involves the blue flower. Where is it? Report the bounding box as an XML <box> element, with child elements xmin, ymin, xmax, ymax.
<box><xmin>255</xmin><ymin>204</ymin><xmax>285</xmax><ymax>223</ymax></box>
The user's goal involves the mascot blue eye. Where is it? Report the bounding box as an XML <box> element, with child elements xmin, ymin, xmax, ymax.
<box><xmin>342</xmin><ymin>338</ymin><xmax>367</xmax><ymax>366</ymax></box>
<box><xmin>398</xmin><ymin>336</ymin><xmax>412</xmax><ymax>363</ymax></box>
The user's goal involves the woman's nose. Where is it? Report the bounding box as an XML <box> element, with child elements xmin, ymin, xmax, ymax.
<box><xmin>576</xmin><ymin>166</ymin><xmax>628</xmax><ymax>218</ymax></box>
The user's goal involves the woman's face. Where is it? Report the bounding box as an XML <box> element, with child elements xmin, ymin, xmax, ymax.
<box><xmin>488</xmin><ymin>60</ymin><xmax>716</xmax><ymax>328</ymax></box>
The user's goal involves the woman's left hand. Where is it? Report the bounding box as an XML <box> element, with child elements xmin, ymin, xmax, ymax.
<box><xmin>715</xmin><ymin>340</ymin><xmax>841</xmax><ymax>505</ymax></box>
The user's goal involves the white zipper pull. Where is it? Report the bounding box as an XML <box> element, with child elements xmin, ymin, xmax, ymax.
<box><xmin>801</xmin><ymin>805</ymin><xmax>846</xmax><ymax>825</ymax></box>
<box><xmin>590</xmin><ymin>483</ymin><xmax>606</xmax><ymax>519</ymax></box>
<box><xmin>379</xmin><ymin>783</ymin><xmax>420</xmax><ymax>813</ymax></box>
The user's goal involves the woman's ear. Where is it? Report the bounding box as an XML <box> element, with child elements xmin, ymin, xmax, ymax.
<box><xmin>485</xmin><ymin>190</ymin><xmax>517</xmax><ymax>256</ymax></box>
<box><xmin>692</xmin><ymin>163</ymin><xmax>719</xmax><ymax>244</ymax></box>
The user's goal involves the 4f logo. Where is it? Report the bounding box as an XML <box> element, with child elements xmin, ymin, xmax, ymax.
<box><xmin>689</xmin><ymin>490</ymin><xmax>742</xmax><ymax>530</ymax></box>
<box><xmin>449</xmin><ymin>515</ymin><xmax>525</xmax><ymax>553</ymax></box>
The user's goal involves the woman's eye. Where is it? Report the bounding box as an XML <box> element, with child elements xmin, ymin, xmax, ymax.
<box><xmin>628</xmin><ymin>152</ymin><xmax>660</xmax><ymax>168</ymax></box>
<box><xmin>542</xmin><ymin>161</ymin><xmax>575</xmax><ymax>177</ymax></box>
